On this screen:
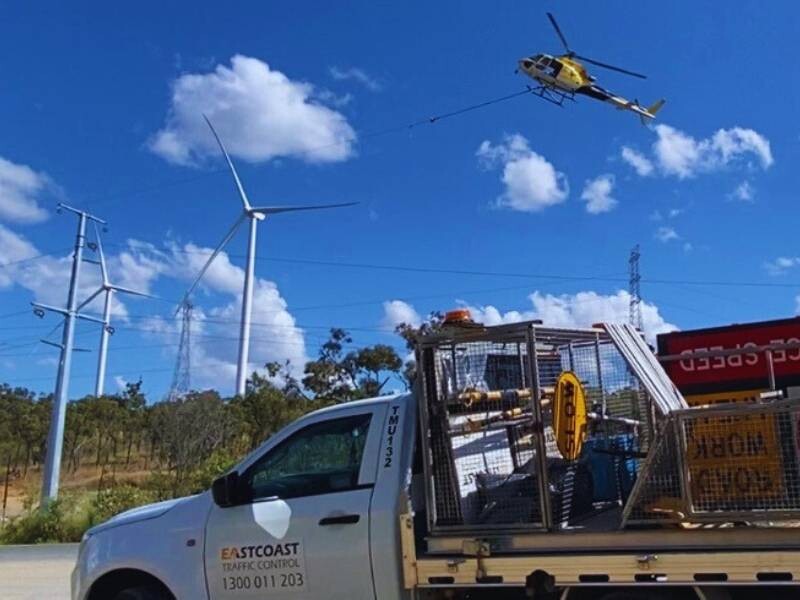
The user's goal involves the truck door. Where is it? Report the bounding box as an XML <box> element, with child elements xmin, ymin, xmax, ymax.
<box><xmin>204</xmin><ymin>403</ymin><xmax>385</xmax><ymax>599</ymax></box>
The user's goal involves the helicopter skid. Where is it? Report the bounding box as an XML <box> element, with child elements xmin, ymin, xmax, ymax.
<box><xmin>527</xmin><ymin>84</ymin><xmax>575</xmax><ymax>107</ymax></box>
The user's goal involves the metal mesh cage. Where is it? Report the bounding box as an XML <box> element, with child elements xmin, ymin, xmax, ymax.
<box><xmin>622</xmin><ymin>417</ymin><xmax>684</xmax><ymax>525</ymax></box>
<box><xmin>417</xmin><ymin>322</ymin><xmax>662</xmax><ymax>534</ymax></box>
<box><xmin>623</xmin><ymin>400</ymin><xmax>800</xmax><ymax>525</ymax></box>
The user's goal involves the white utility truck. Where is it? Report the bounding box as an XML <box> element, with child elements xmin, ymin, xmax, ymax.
<box><xmin>73</xmin><ymin>319</ymin><xmax>800</xmax><ymax>600</ymax></box>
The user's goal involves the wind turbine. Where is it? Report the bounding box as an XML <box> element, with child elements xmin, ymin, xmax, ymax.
<box><xmin>79</xmin><ymin>224</ymin><xmax>151</xmax><ymax>396</ymax></box>
<box><xmin>181</xmin><ymin>115</ymin><xmax>357</xmax><ymax>396</ymax></box>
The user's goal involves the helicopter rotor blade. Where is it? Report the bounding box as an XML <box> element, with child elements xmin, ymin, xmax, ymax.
<box><xmin>546</xmin><ymin>12</ymin><xmax>571</xmax><ymax>54</ymax></box>
<box><xmin>574</xmin><ymin>54</ymin><xmax>647</xmax><ymax>79</ymax></box>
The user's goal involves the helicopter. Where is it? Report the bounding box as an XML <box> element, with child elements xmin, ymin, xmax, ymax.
<box><xmin>517</xmin><ymin>13</ymin><xmax>665</xmax><ymax>122</ymax></box>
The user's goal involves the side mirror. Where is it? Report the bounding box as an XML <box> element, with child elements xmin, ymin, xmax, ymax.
<box><xmin>211</xmin><ymin>471</ymin><xmax>240</xmax><ymax>508</ymax></box>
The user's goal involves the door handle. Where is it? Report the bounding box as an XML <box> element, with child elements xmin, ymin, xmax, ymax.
<box><xmin>319</xmin><ymin>514</ymin><xmax>360</xmax><ymax>526</ymax></box>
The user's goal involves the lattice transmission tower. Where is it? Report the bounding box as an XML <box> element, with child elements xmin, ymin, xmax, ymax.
<box><xmin>167</xmin><ymin>300</ymin><xmax>193</xmax><ymax>401</ymax></box>
<box><xmin>628</xmin><ymin>244</ymin><xmax>643</xmax><ymax>331</ymax></box>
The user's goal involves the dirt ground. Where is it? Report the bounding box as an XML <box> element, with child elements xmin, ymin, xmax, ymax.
<box><xmin>2</xmin><ymin>465</ymin><xmax>153</xmax><ymax>520</ymax></box>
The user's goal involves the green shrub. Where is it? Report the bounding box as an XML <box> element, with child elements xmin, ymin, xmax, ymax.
<box><xmin>0</xmin><ymin>496</ymin><xmax>89</xmax><ymax>544</ymax></box>
<box><xmin>189</xmin><ymin>450</ymin><xmax>237</xmax><ymax>493</ymax></box>
<box><xmin>89</xmin><ymin>485</ymin><xmax>158</xmax><ymax>525</ymax></box>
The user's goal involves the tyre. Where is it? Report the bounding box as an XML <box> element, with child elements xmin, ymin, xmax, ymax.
<box><xmin>112</xmin><ymin>585</ymin><xmax>171</xmax><ymax>600</ymax></box>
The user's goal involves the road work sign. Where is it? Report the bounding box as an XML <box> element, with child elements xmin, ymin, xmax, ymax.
<box><xmin>683</xmin><ymin>389</ymin><xmax>785</xmax><ymax>508</ymax></box>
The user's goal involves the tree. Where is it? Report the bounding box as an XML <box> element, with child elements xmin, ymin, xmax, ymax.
<box><xmin>302</xmin><ymin>328</ymin><xmax>359</xmax><ymax>402</ymax></box>
<box><xmin>303</xmin><ymin>329</ymin><xmax>404</xmax><ymax>402</ymax></box>
<box><xmin>353</xmin><ymin>345</ymin><xmax>402</xmax><ymax>397</ymax></box>
<box><xmin>234</xmin><ymin>373</ymin><xmax>310</xmax><ymax>450</ymax></box>
<box><xmin>150</xmin><ymin>391</ymin><xmax>229</xmax><ymax>495</ymax></box>
<box><xmin>394</xmin><ymin>311</ymin><xmax>444</xmax><ymax>388</ymax></box>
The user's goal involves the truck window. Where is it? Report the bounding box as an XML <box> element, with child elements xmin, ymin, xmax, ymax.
<box><xmin>242</xmin><ymin>413</ymin><xmax>372</xmax><ymax>502</ymax></box>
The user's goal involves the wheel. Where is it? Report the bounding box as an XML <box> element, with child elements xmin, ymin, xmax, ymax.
<box><xmin>112</xmin><ymin>585</ymin><xmax>171</xmax><ymax>600</ymax></box>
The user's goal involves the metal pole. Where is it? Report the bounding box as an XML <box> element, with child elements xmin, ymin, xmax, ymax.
<box><xmin>235</xmin><ymin>217</ymin><xmax>257</xmax><ymax>396</ymax></box>
<box><xmin>766</xmin><ymin>350</ymin><xmax>776</xmax><ymax>392</ymax></box>
<box><xmin>526</xmin><ymin>325</ymin><xmax>553</xmax><ymax>530</ymax></box>
<box><xmin>41</xmin><ymin>212</ymin><xmax>87</xmax><ymax>503</ymax></box>
<box><xmin>94</xmin><ymin>290</ymin><xmax>113</xmax><ymax>397</ymax></box>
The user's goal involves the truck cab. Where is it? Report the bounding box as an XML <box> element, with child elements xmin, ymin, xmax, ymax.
<box><xmin>72</xmin><ymin>394</ymin><xmax>417</xmax><ymax>600</ymax></box>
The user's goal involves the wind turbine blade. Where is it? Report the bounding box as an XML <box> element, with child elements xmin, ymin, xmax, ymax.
<box><xmin>203</xmin><ymin>114</ymin><xmax>252</xmax><ymax>211</ymax></box>
<box><xmin>76</xmin><ymin>287</ymin><xmax>105</xmax><ymax>312</ymax></box>
<box><xmin>93</xmin><ymin>222</ymin><xmax>109</xmax><ymax>286</ymax></box>
<box><xmin>178</xmin><ymin>214</ymin><xmax>246</xmax><ymax>313</ymax></box>
<box><xmin>250</xmin><ymin>202</ymin><xmax>359</xmax><ymax>215</ymax></box>
<box><xmin>109</xmin><ymin>285</ymin><xmax>155</xmax><ymax>299</ymax></box>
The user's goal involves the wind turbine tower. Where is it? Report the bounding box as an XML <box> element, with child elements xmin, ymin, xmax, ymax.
<box><xmin>181</xmin><ymin>115</ymin><xmax>357</xmax><ymax>396</ymax></box>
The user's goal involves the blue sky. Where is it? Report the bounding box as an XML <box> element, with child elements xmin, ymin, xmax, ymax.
<box><xmin>1</xmin><ymin>0</ymin><xmax>799</xmax><ymax>399</ymax></box>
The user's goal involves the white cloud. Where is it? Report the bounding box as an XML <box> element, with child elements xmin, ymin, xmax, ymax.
<box><xmin>580</xmin><ymin>174</ymin><xmax>617</xmax><ymax>214</ymax></box>
<box><xmin>0</xmin><ymin>227</ymin><xmax>160</xmax><ymax>320</ymax></box>
<box><xmin>0</xmin><ymin>157</ymin><xmax>52</xmax><ymax>224</ymax></box>
<box><xmin>392</xmin><ymin>291</ymin><xmax>676</xmax><ymax>345</ymax></box>
<box><xmin>477</xmin><ymin>134</ymin><xmax>568</xmax><ymax>212</ymax></box>
<box><xmin>622</xmin><ymin>125</ymin><xmax>773</xmax><ymax>179</ymax></box>
<box><xmin>114</xmin><ymin>375</ymin><xmax>128</xmax><ymax>391</ymax></box>
<box><xmin>463</xmin><ymin>290</ymin><xmax>676</xmax><ymax>344</ymax></box>
<box><xmin>150</xmin><ymin>55</ymin><xmax>357</xmax><ymax>166</ymax></box>
<box><xmin>381</xmin><ymin>300</ymin><xmax>421</xmax><ymax>331</ymax></box>
<box><xmin>0</xmin><ymin>221</ymin><xmax>308</xmax><ymax>395</ymax></box>
<box><xmin>620</xmin><ymin>146</ymin><xmax>654</xmax><ymax>176</ymax></box>
<box><xmin>764</xmin><ymin>256</ymin><xmax>800</xmax><ymax>276</ymax></box>
<box><xmin>730</xmin><ymin>180</ymin><xmax>755</xmax><ymax>202</ymax></box>
<box><xmin>315</xmin><ymin>88</ymin><xmax>354</xmax><ymax>108</ymax></box>
<box><xmin>329</xmin><ymin>66</ymin><xmax>382</xmax><ymax>92</ymax></box>
<box><xmin>653</xmin><ymin>124</ymin><xmax>773</xmax><ymax>179</ymax></box>
<box><xmin>655</xmin><ymin>226</ymin><xmax>679</xmax><ymax>243</ymax></box>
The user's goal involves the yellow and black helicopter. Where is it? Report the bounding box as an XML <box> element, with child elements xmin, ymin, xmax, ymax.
<box><xmin>517</xmin><ymin>13</ymin><xmax>665</xmax><ymax>121</ymax></box>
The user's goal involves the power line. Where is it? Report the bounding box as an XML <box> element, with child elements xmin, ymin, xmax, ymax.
<box><xmin>0</xmin><ymin>250</ymin><xmax>71</xmax><ymax>270</ymax></box>
<box><xmin>6</xmin><ymin>238</ymin><xmax>763</xmax><ymax>295</ymax></box>
<box><xmin>106</xmin><ymin>242</ymin><xmax>800</xmax><ymax>290</ymax></box>
<box><xmin>0</xmin><ymin>310</ymin><xmax>34</xmax><ymax>320</ymax></box>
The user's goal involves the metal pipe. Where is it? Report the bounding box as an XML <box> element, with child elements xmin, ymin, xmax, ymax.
<box><xmin>594</xmin><ymin>334</ymin><xmax>606</xmax><ymax>416</ymax></box>
<box><xmin>766</xmin><ymin>350</ymin><xmax>776</xmax><ymax>391</ymax></box>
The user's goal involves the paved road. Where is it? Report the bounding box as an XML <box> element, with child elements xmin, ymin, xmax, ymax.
<box><xmin>0</xmin><ymin>543</ymin><xmax>77</xmax><ymax>600</ymax></box>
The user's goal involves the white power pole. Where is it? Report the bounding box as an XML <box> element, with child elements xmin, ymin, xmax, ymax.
<box><xmin>37</xmin><ymin>203</ymin><xmax>106</xmax><ymax>503</ymax></box>
<box><xmin>95</xmin><ymin>289</ymin><xmax>114</xmax><ymax>397</ymax></box>
<box><xmin>78</xmin><ymin>224</ymin><xmax>150</xmax><ymax>397</ymax></box>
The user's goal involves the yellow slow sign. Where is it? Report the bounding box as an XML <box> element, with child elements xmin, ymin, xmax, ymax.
<box><xmin>553</xmin><ymin>371</ymin><xmax>588</xmax><ymax>460</ymax></box>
